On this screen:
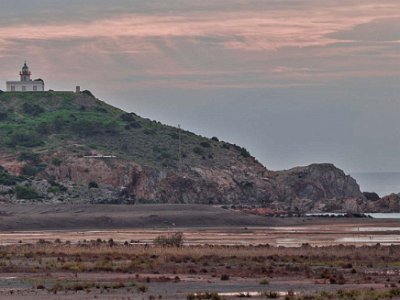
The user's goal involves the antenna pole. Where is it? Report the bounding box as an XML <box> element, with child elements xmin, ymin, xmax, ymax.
<box><xmin>178</xmin><ymin>124</ymin><xmax>182</xmax><ymax>171</ymax></box>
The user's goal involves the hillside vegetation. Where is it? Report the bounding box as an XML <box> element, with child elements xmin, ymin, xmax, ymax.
<box><xmin>0</xmin><ymin>91</ymin><xmax>249</xmax><ymax>169</ymax></box>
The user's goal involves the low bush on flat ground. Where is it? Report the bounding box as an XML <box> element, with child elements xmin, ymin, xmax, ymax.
<box><xmin>153</xmin><ymin>232</ymin><xmax>184</xmax><ymax>247</ymax></box>
<box><xmin>0</xmin><ymin>242</ymin><xmax>399</xmax><ymax>298</ymax></box>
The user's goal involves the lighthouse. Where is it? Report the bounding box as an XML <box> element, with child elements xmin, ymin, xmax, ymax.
<box><xmin>20</xmin><ymin>61</ymin><xmax>32</xmax><ymax>82</ymax></box>
<box><xmin>6</xmin><ymin>62</ymin><xmax>45</xmax><ymax>92</ymax></box>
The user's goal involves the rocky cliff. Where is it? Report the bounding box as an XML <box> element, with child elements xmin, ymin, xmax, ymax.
<box><xmin>0</xmin><ymin>91</ymin><xmax>392</xmax><ymax>212</ymax></box>
<box><xmin>366</xmin><ymin>193</ymin><xmax>400</xmax><ymax>213</ymax></box>
<box><xmin>270</xmin><ymin>164</ymin><xmax>367</xmax><ymax>212</ymax></box>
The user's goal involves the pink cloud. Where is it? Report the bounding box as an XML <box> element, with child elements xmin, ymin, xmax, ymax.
<box><xmin>0</xmin><ymin>1</ymin><xmax>398</xmax><ymax>52</ymax></box>
<box><xmin>1</xmin><ymin>0</ymin><xmax>400</xmax><ymax>90</ymax></box>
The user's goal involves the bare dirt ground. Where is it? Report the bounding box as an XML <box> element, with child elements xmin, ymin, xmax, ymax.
<box><xmin>0</xmin><ymin>204</ymin><xmax>398</xmax><ymax>299</ymax></box>
<box><xmin>0</xmin><ymin>204</ymin><xmax>280</xmax><ymax>231</ymax></box>
<box><xmin>0</xmin><ymin>203</ymin><xmax>395</xmax><ymax>231</ymax></box>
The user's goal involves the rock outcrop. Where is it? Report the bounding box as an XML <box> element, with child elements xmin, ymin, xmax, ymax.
<box><xmin>366</xmin><ymin>193</ymin><xmax>400</xmax><ymax>213</ymax></box>
<box><xmin>270</xmin><ymin>164</ymin><xmax>366</xmax><ymax>212</ymax></box>
<box><xmin>0</xmin><ymin>153</ymin><xmax>371</xmax><ymax>212</ymax></box>
<box><xmin>363</xmin><ymin>192</ymin><xmax>380</xmax><ymax>201</ymax></box>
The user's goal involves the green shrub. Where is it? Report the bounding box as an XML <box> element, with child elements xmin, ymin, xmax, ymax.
<box><xmin>88</xmin><ymin>181</ymin><xmax>98</xmax><ymax>188</ymax></box>
<box><xmin>200</xmin><ymin>141</ymin><xmax>211</xmax><ymax>148</ymax></box>
<box><xmin>153</xmin><ymin>232</ymin><xmax>184</xmax><ymax>247</ymax></box>
<box><xmin>95</xmin><ymin>106</ymin><xmax>108</xmax><ymax>113</ymax></box>
<box><xmin>0</xmin><ymin>167</ymin><xmax>21</xmax><ymax>186</ymax></box>
<box><xmin>128</xmin><ymin>120</ymin><xmax>142</xmax><ymax>129</ymax></box>
<box><xmin>264</xmin><ymin>291</ymin><xmax>278</xmax><ymax>298</ymax></box>
<box><xmin>240</xmin><ymin>147</ymin><xmax>251</xmax><ymax>158</ymax></box>
<box><xmin>168</xmin><ymin>132</ymin><xmax>179</xmax><ymax>140</ymax></box>
<box><xmin>153</xmin><ymin>145</ymin><xmax>162</xmax><ymax>153</ymax></box>
<box><xmin>48</xmin><ymin>180</ymin><xmax>67</xmax><ymax>192</ymax></box>
<box><xmin>160</xmin><ymin>152</ymin><xmax>171</xmax><ymax>159</ymax></box>
<box><xmin>21</xmin><ymin>103</ymin><xmax>44</xmax><ymax>116</ymax></box>
<box><xmin>67</xmin><ymin>118</ymin><xmax>120</xmax><ymax>136</ymax></box>
<box><xmin>15</xmin><ymin>185</ymin><xmax>40</xmax><ymax>199</ymax></box>
<box><xmin>82</xmin><ymin>90</ymin><xmax>94</xmax><ymax>97</ymax></box>
<box><xmin>121</xmin><ymin>113</ymin><xmax>142</xmax><ymax>129</ymax></box>
<box><xmin>21</xmin><ymin>164</ymin><xmax>40</xmax><ymax>176</ymax></box>
<box><xmin>137</xmin><ymin>284</ymin><xmax>148</xmax><ymax>293</ymax></box>
<box><xmin>222</xmin><ymin>143</ymin><xmax>230</xmax><ymax>149</ymax></box>
<box><xmin>103</xmin><ymin>121</ymin><xmax>120</xmax><ymax>134</ymax></box>
<box><xmin>0</xmin><ymin>112</ymin><xmax>7</xmax><ymax>121</ymax></box>
<box><xmin>143</xmin><ymin>128</ymin><xmax>156</xmax><ymax>135</ymax></box>
<box><xmin>52</xmin><ymin>118</ymin><xmax>66</xmax><ymax>132</ymax></box>
<box><xmin>0</xmin><ymin>176</ymin><xmax>17</xmax><ymax>186</ymax></box>
<box><xmin>52</xmin><ymin>157</ymin><xmax>62</xmax><ymax>166</ymax></box>
<box><xmin>7</xmin><ymin>131</ymin><xmax>43</xmax><ymax>147</ymax></box>
<box><xmin>220</xmin><ymin>274</ymin><xmax>230</xmax><ymax>281</ymax></box>
<box><xmin>70</xmin><ymin>119</ymin><xmax>103</xmax><ymax>136</ymax></box>
<box><xmin>193</xmin><ymin>147</ymin><xmax>205</xmax><ymax>156</ymax></box>
<box><xmin>120</xmin><ymin>113</ymin><xmax>135</xmax><ymax>122</ymax></box>
<box><xmin>17</xmin><ymin>152</ymin><xmax>40</xmax><ymax>163</ymax></box>
<box><xmin>47</xmin><ymin>186</ymin><xmax>59</xmax><ymax>194</ymax></box>
<box><xmin>36</xmin><ymin>122</ymin><xmax>51</xmax><ymax>134</ymax></box>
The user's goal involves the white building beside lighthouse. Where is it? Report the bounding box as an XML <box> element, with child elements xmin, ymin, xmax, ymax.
<box><xmin>6</xmin><ymin>62</ymin><xmax>45</xmax><ymax>92</ymax></box>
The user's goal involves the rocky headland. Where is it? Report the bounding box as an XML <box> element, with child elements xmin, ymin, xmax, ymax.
<box><xmin>0</xmin><ymin>91</ymin><xmax>396</xmax><ymax>213</ymax></box>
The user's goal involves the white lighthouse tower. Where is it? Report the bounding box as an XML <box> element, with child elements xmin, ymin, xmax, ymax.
<box><xmin>6</xmin><ymin>62</ymin><xmax>45</xmax><ymax>92</ymax></box>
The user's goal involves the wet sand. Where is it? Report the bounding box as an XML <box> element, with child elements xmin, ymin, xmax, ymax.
<box><xmin>0</xmin><ymin>222</ymin><xmax>400</xmax><ymax>246</ymax></box>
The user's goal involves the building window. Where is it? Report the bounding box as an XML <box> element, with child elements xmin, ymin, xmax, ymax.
<box><xmin>22</xmin><ymin>86</ymin><xmax>26</xmax><ymax>91</ymax></box>
<box><xmin>33</xmin><ymin>86</ymin><xmax>37</xmax><ymax>91</ymax></box>
<box><xmin>11</xmin><ymin>86</ymin><xmax>15</xmax><ymax>91</ymax></box>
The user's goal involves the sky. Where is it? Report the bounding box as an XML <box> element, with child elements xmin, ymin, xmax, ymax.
<box><xmin>0</xmin><ymin>0</ymin><xmax>400</xmax><ymax>175</ymax></box>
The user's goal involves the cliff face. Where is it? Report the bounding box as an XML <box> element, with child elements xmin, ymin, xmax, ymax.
<box><xmin>0</xmin><ymin>91</ymin><xmax>390</xmax><ymax>212</ymax></box>
<box><xmin>0</xmin><ymin>153</ymin><xmax>367</xmax><ymax>212</ymax></box>
<box><xmin>271</xmin><ymin>164</ymin><xmax>367</xmax><ymax>212</ymax></box>
<box><xmin>366</xmin><ymin>194</ymin><xmax>400</xmax><ymax>213</ymax></box>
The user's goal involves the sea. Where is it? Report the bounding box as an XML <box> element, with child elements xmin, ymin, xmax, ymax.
<box><xmin>306</xmin><ymin>213</ymin><xmax>400</xmax><ymax>219</ymax></box>
<box><xmin>351</xmin><ymin>172</ymin><xmax>400</xmax><ymax>197</ymax></box>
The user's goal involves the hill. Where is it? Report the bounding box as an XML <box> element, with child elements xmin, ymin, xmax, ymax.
<box><xmin>0</xmin><ymin>91</ymin><xmax>387</xmax><ymax>212</ymax></box>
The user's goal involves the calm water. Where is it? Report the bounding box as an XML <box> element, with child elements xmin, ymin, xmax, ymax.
<box><xmin>366</xmin><ymin>213</ymin><xmax>400</xmax><ymax>219</ymax></box>
<box><xmin>351</xmin><ymin>172</ymin><xmax>400</xmax><ymax>197</ymax></box>
<box><xmin>306</xmin><ymin>213</ymin><xmax>400</xmax><ymax>219</ymax></box>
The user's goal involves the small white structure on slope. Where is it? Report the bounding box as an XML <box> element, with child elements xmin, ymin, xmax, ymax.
<box><xmin>6</xmin><ymin>62</ymin><xmax>45</xmax><ymax>92</ymax></box>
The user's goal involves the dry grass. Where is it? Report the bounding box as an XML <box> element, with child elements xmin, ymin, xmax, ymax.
<box><xmin>2</xmin><ymin>241</ymin><xmax>396</xmax><ymax>260</ymax></box>
<box><xmin>0</xmin><ymin>241</ymin><xmax>398</xmax><ymax>298</ymax></box>
<box><xmin>0</xmin><ymin>242</ymin><xmax>398</xmax><ymax>283</ymax></box>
